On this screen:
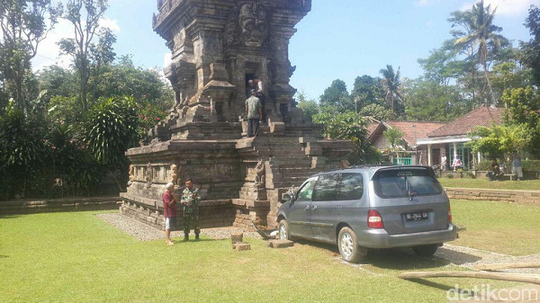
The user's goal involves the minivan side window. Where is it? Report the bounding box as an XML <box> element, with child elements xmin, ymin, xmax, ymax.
<box><xmin>296</xmin><ymin>177</ymin><xmax>317</xmax><ymax>201</ymax></box>
<box><xmin>337</xmin><ymin>173</ymin><xmax>363</xmax><ymax>200</ymax></box>
<box><xmin>312</xmin><ymin>174</ymin><xmax>339</xmax><ymax>201</ymax></box>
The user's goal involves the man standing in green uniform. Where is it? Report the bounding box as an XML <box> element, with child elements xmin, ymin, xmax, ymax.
<box><xmin>245</xmin><ymin>89</ymin><xmax>262</xmax><ymax>137</ymax></box>
<box><xmin>180</xmin><ymin>178</ymin><xmax>201</xmax><ymax>241</ymax></box>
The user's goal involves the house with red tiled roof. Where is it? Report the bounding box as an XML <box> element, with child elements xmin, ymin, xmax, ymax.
<box><xmin>367</xmin><ymin>121</ymin><xmax>447</xmax><ymax>165</ymax></box>
<box><xmin>416</xmin><ymin>105</ymin><xmax>504</xmax><ymax>170</ymax></box>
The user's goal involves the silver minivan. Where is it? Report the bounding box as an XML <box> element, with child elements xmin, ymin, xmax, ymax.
<box><xmin>276</xmin><ymin>165</ymin><xmax>457</xmax><ymax>263</ymax></box>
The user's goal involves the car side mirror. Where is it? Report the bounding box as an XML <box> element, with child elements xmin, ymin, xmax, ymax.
<box><xmin>280</xmin><ymin>193</ymin><xmax>292</xmax><ymax>203</ymax></box>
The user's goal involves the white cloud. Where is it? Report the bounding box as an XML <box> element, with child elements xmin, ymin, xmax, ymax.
<box><xmin>461</xmin><ymin>0</ymin><xmax>536</xmax><ymax>17</ymax></box>
<box><xmin>31</xmin><ymin>17</ymin><xmax>121</xmax><ymax>72</ymax></box>
<box><xmin>99</xmin><ymin>17</ymin><xmax>121</xmax><ymax>33</ymax></box>
<box><xmin>413</xmin><ymin>0</ymin><xmax>433</xmax><ymax>6</ymax></box>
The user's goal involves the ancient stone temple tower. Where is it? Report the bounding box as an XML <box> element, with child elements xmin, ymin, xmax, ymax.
<box><xmin>120</xmin><ymin>0</ymin><xmax>351</xmax><ymax>229</ymax></box>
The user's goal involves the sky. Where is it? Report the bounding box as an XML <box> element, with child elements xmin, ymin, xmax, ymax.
<box><xmin>32</xmin><ymin>0</ymin><xmax>536</xmax><ymax>101</ymax></box>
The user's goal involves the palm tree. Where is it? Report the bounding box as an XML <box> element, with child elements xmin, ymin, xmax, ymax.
<box><xmin>450</xmin><ymin>0</ymin><xmax>509</xmax><ymax>105</ymax></box>
<box><xmin>379</xmin><ymin>65</ymin><xmax>403</xmax><ymax>111</ymax></box>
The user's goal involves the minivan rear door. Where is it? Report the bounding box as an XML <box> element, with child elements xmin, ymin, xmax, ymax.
<box><xmin>371</xmin><ymin>167</ymin><xmax>449</xmax><ymax>235</ymax></box>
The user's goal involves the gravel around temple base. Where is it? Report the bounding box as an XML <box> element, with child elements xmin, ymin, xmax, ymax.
<box><xmin>96</xmin><ymin>213</ymin><xmax>262</xmax><ymax>241</ymax></box>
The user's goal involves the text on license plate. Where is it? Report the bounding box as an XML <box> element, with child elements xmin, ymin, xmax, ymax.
<box><xmin>405</xmin><ymin>212</ymin><xmax>429</xmax><ymax>221</ymax></box>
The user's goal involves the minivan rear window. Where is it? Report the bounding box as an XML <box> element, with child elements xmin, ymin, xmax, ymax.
<box><xmin>373</xmin><ymin>168</ymin><xmax>443</xmax><ymax>198</ymax></box>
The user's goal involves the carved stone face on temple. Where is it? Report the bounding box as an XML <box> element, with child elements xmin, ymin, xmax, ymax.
<box><xmin>239</xmin><ymin>3</ymin><xmax>268</xmax><ymax>47</ymax></box>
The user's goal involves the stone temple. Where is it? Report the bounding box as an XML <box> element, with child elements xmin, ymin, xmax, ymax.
<box><xmin>120</xmin><ymin>0</ymin><xmax>351</xmax><ymax>230</ymax></box>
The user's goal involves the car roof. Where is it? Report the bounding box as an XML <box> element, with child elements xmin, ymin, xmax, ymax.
<box><xmin>310</xmin><ymin>165</ymin><xmax>433</xmax><ymax>179</ymax></box>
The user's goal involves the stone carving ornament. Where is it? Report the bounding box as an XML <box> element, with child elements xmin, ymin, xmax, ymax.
<box><xmin>254</xmin><ymin>159</ymin><xmax>265</xmax><ymax>186</ymax></box>
<box><xmin>225</xmin><ymin>2</ymin><xmax>268</xmax><ymax>48</ymax></box>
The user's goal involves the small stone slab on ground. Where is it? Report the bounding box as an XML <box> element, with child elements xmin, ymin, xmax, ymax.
<box><xmin>233</xmin><ymin>242</ymin><xmax>251</xmax><ymax>251</ymax></box>
<box><xmin>267</xmin><ymin>239</ymin><xmax>294</xmax><ymax>248</ymax></box>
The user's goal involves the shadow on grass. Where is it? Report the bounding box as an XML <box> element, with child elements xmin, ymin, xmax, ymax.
<box><xmin>0</xmin><ymin>215</ymin><xmax>21</xmax><ymax>220</ymax></box>
<box><xmin>292</xmin><ymin>239</ymin><xmax>452</xmax><ymax>270</ymax></box>
<box><xmin>0</xmin><ymin>255</ymin><xmax>9</xmax><ymax>258</ymax></box>
<box><xmin>435</xmin><ymin>246</ymin><xmax>482</xmax><ymax>265</ymax></box>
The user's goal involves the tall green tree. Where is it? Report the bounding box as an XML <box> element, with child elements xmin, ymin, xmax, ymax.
<box><xmin>313</xmin><ymin>111</ymin><xmax>380</xmax><ymax>164</ymax></box>
<box><xmin>0</xmin><ymin>0</ymin><xmax>61</xmax><ymax>112</ymax></box>
<box><xmin>521</xmin><ymin>5</ymin><xmax>540</xmax><ymax>86</ymax></box>
<box><xmin>295</xmin><ymin>90</ymin><xmax>318</xmax><ymax>122</ymax></box>
<box><xmin>350</xmin><ymin>75</ymin><xmax>385</xmax><ymax>111</ymax></box>
<box><xmin>502</xmin><ymin>86</ymin><xmax>540</xmax><ymax>157</ymax></box>
<box><xmin>379</xmin><ymin>65</ymin><xmax>403</xmax><ymax>112</ymax></box>
<box><xmin>319</xmin><ymin>79</ymin><xmax>352</xmax><ymax>111</ymax></box>
<box><xmin>58</xmin><ymin>0</ymin><xmax>108</xmax><ymax>112</ymax></box>
<box><xmin>449</xmin><ymin>0</ymin><xmax>510</xmax><ymax>105</ymax></box>
<box><xmin>405</xmin><ymin>79</ymin><xmax>468</xmax><ymax>121</ymax></box>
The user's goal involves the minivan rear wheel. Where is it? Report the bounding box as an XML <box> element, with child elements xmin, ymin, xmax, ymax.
<box><xmin>412</xmin><ymin>244</ymin><xmax>439</xmax><ymax>257</ymax></box>
<box><xmin>338</xmin><ymin>227</ymin><xmax>367</xmax><ymax>263</ymax></box>
<box><xmin>278</xmin><ymin>220</ymin><xmax>291</xmax><ymax>240</ymax></box>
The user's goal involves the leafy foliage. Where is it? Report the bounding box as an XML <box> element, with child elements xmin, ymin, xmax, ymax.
<box><xmin>0</xmin><ymin>0</ymin><xmax>61</xmax><ymax>112</ymax></box>
<box><xmin>84</xmin><ymin>96</ymin><xmax>138</xmax><ymax>167</ymax></box>
<box><xmin>521</xmin><ymin>5</ymin><xmax>540</xmax><ymax>86</ymax></box>
<box><xmin>466</xmin><ymin>124</ymin><xmax>530</xmax><ymax>158</ymax></box>
<box><xmin>319</xmin><ymin>79</ymin><xmax>352</xmax><ymax>111</ymax></box>
<box><xmin>313</xmin><ymin>111</ymin><xmax>381</xmax><ymax>164</ymax></box>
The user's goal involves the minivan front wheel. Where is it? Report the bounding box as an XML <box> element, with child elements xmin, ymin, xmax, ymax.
<box><xmin>338</xmin><ymin>227</ymin><xmax>367</xmax><ymax>263</ymax></box>
<box><xmin>278</xmin><ymin>220</ymin><xmax>291</xmax><ymax>240</ymax></box>
<box><xmin>412</xmin><ymin>244</ymin><xmax>439</xmax><ymax>257</ymax></box>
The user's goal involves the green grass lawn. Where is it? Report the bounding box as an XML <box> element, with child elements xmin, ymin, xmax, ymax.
<box><xmin>439</xmin><ymin>178</ymin><xmax>540</xmax><ymax>190</ymax></box>
<box><xmin>0</xmin><ymin>210</ymin><xmax>528</xmax><ymax>302</ymax></box>
<box><xmin>450</xmin><ymin>199</ymin><xmax>540</xmax><ymax>256</ymax></box>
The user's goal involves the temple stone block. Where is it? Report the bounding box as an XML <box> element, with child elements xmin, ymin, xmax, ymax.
<box><xmin>122</xmin><ymin>0</ymin><xmax>352</xmax><ymax>230</ymax></box>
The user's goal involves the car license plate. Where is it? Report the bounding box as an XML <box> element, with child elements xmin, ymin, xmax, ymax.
<box><xmin>405</xmin><ymin>211</ymin><xmax>429</xmax><ymax>221</ymax></box>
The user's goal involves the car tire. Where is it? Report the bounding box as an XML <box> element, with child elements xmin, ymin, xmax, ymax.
<box><xmin>278</xmin><ymin>220</ymin><xmax>291</xmax><ymax>241</ymax></box>
<box><xmin>338</xmin><ymin>227</ymin><xmax>367</xmax><ymax>263</ymax></box>
<box><xmin>412</xmin><ymin>244</ymin><xmax>439</xmax><ymax>257</ymax></box>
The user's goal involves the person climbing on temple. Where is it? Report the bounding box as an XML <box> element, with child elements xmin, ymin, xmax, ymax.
<box><xmin>253</xmin><ymin>76</ymin><xmax>266</xmax><ymax>123</ymax></box>
<box><xmin>180</xmin><ymin>178</ymin><xmax>201</xmax><ymax>241</ymax></box>
<box><xmin>245</xmin><ymin>89</ymin><xmax>262</xmax><ymax>137</ymax></box>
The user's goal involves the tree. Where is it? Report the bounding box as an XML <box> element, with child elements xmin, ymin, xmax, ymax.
<box><xmin>295</xmin><ymin>90</ymin><xmax>318</xmax><ymax>122</ymax></box>
<box><xmin>351</xmin><ymin>75</ymin><xmax>385</xmax><ymax>111</ymax></box>
<box><xmin>0</xmin><ymin>0</ymin><xmax>61</xmax><ymax>112</ymax></box>
<box><xmin>359</xmin><ymin>103</ymin><xmax>396</xmax><ymax>121</ymax></box>
<box><xmin>58</xmin><ymin>0</ymin><xmax>108</xmax><ymax>112</ymax></box>
<box><xmin>405</xmin><ymin>80</ymin><xmax>468</xmax><ymax>122</ymax></box>
<box><xmin>467</xmin><ymin>124</ymin><xmax>530</xmax><ymax>159</ymax></box>
<box><xmin>521</xmin><ymin>5</ymin><xmax>540</xmax><ymax>86</ymax></box>
<box><xmin>84</xmin><ymin>96</ymin><xmax>138</xmax><ymax>190</ymax></box>
<box><xmin>383</xmin><ymin>127</ymin><xmax>405</xmax><ymax>164</ymax></box>
<box><xmin>313</xmin><ymin>111</ymin><xmax>380</xmax><ymax>164</ymax></box>
<box><xmin>450</xmin><ymin>0</ymin><xmax>510</xmax><ymax>105</ymax></box>
<box><xmin>379</xmin><ymin>65</ymin><xmax>404</xmax><ymax>112</ymax></box>
<box><xmin>502</xmin><ymin>86</ymin><xmax>540</xmax><ymax>157</ymax></box>
<box><xmin>319</xmin><ymin>79</ymin><xmax>352</xmax><ymax>111</ymax></box>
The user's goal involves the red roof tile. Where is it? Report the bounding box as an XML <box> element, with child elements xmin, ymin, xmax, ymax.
<box><xmin>428</xmin><ymin>106</ymin><xmax>503</xmax><ymax>137</ymax></box>
<box><xmin>384</xmin><ymin>121</ymin><xmax>447</xmax><ymax>146</ymax></box>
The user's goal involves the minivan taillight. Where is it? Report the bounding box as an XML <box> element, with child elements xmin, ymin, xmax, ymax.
<box><xmin>448</xmin><ymin>205</ymin><xmax>452</xmax><ymax>222</ymax></box>
<box><xmin>368</xmin><ymin>209</ymin><xmax>384</xmax><ymax>228</ymax></box>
